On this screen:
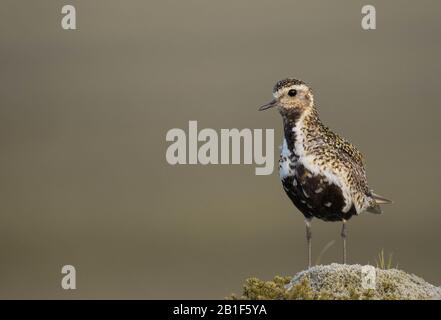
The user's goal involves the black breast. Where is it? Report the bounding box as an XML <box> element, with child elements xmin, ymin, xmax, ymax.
<box><xmin>282</xmin><ymin>164</ymin><xmax>356</xmax><ymax>222</ymax></box>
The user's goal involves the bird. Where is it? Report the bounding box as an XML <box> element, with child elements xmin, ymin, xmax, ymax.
<box><xmin>258</xmin><ymin>78</ymin><xmax>392</xmax><ymax>268</ymax></box>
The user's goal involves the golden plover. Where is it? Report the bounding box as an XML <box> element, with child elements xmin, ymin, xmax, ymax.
<box><xmin>259</xmin><ymin>78</ymin><xmax>392</xmax><ymax>268</ymax></box>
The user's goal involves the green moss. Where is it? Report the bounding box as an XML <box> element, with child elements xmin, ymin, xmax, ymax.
<box><xmin>227</xmin><ymin>276</ymin><xmax>292</xmax><ymax>300</ymax></box>
<box><xmin>376</xmin><ymin>275</ymin><xmax>400</xmax><ymax>300</ymax></box>
<box><xmin>228</xmin><ymin>264</ymin><xmax>441</xmax><ymax>300</ymax></box>
<box><xmin>229</xmin><ymin>275</ymin><xmax>390</xmax><ymax>300</ymax></box>
<box><xmin>228</xmin><ymin>275</ymin><xmax>336</xmax><ymax>300</ymax></box>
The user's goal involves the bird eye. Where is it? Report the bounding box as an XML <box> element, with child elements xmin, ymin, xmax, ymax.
<box><xmin>288</xmin><ymin>89</ymin><xmax>297</xmax><ymax>97</ymax></box>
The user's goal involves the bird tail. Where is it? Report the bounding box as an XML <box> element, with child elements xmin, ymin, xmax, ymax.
<box><xmin>366</xmin><ymin>192</ymin><xmax>393</xmax><ymax>214</ymax></box>
<box><xmin>371</xmin><ymin>192</ymin><xmax>393</xmax><ymax>205</ymax></box>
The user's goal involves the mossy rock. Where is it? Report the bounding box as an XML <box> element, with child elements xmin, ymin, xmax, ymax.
<box><xmin>229</xmin><ymin>264</ymin><xmax>441</xmax><ymax>300</ymax></box>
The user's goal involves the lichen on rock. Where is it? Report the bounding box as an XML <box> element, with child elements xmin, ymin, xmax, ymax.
<box><xmin>229</xmin><ymin>264</ymin><xmax>441</xmax><ymax>300</ymax></box>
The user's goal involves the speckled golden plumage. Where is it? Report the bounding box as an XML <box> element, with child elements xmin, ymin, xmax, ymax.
<box><xmin>297</xmin><ymin>107</ymin><xmax>372</xmax><ymax>214</ymax></box>
<box><xmin>259</xmin><ymin>78</ymin><xmax>392</xmax><ymax>267</ymax></box>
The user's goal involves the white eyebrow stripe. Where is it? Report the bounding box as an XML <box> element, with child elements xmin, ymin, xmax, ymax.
<box><xmin>273</xmin><ymin>84</ymin><xmax>310</xmax><ymax>98</ymax></box>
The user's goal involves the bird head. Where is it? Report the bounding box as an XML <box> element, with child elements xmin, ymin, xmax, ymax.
<box><xmin>258</xmin><ymin>78</ymin><xmax>314</xmax><ymax>115</ymax></box>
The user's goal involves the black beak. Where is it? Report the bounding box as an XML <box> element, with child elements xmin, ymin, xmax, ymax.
<box><xmin>258</xmin><ymin>99</ymin><xmax>278</xmax><ymax>111</ymax></box>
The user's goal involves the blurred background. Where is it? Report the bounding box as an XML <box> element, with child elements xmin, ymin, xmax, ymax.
<box><xmin>0</xmin><ymin>0</ymin><xmax>440</xmax><ymax>299</ymax></box>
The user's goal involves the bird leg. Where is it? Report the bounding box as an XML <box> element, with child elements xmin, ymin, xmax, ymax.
<box><xmin>341</xmin><ymin>219</ymin><xmax>347</xmax><ymax>264</ymax></box>
<box><xmin>305</xmin><ymin>219</ymin><xmax>312</xmax><ymax>268</ymax></box>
